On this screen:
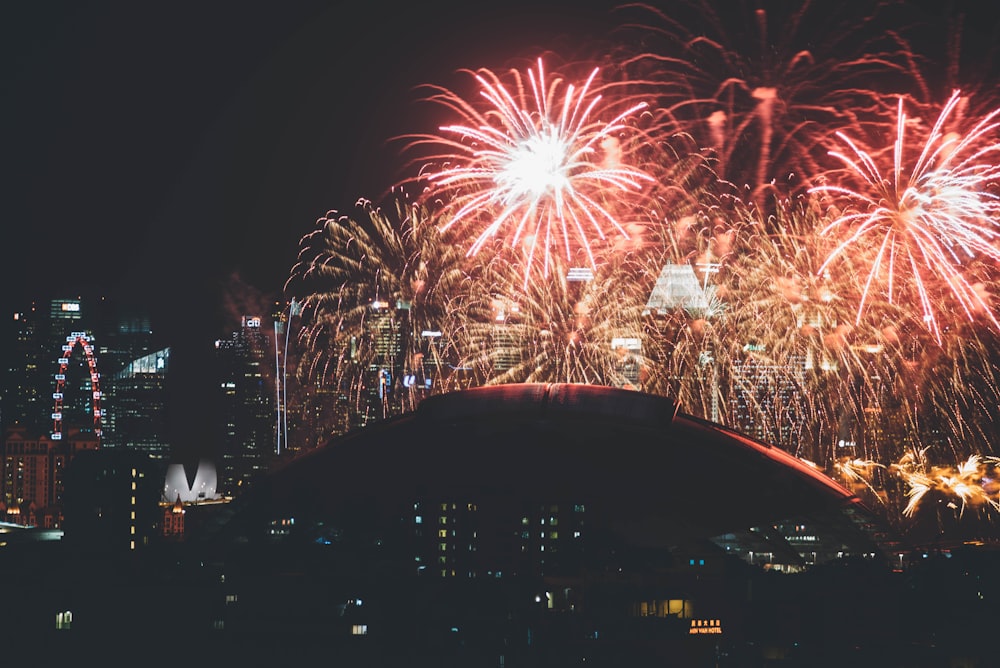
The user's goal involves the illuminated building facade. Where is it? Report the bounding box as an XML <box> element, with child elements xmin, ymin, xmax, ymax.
<box><xmin>96</xmin><ymin>307</ymin><xmax>168</xmax><ymax>456</ymax></box>
<box><xmin>359</xmin><ymin>300</ymin><xmax>407</xmax><ymax>427</ymax></box>
<box><xmin>0</xmin><ymin>425</ymin><xmax>99</xmax><ymax>527</ymax></box>
<box><xmin>214</xmin><ymin>315</ymin><xmax>275</xmax><ymax>498</ymax></box>
<box><xmin>728</xmin><ymin>351</ymin><xmax>807</xmax><ymax>450</ymax></box>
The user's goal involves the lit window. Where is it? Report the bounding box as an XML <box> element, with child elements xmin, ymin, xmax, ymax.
<box><xmin>438</xmin><ymin>530</ymin><xmax>448</xmax><ymax>538</ymax></box>
<box><xmin>55</xmin><ymin>610</ymin><xmax>72</xmax><ymax>630</ymax></box>
<box><xmin>351</xmin><ymin>624</ymin><xmax>368</xmax><ymax>635</ymax></box>
<box><xmin>414</xmin><ymin>515</ymin><xmax>422</xmax><ymax>524</ymax></box>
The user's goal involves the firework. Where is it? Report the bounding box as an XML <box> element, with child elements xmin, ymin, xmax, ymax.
<box><xmin>811</xmin><ymin>91</ymin><xmax>1000</xmax><ymax>343</ymax></box>
<box><xmin>445</xmin><ymin>249</ymin><xmax>656</xmax><ymax>388</ymax></box>
<box><xmin>612</xmin><ymin>0</ymin><xmax>925</xmax><ymax>206</ymax></box>
<box><xmin>402</xmin><ymin>57</ymin><xmax>655</xmax><ymax>285</ymax></box>
<box><xmin>285</xmin><ymin>193</ymin><xmax>466</xmax><ymax>424</ymax></box>
<box><xmin>890</xmin><ymin>450</ymin><xmax>1000</xmax><ymax>518</ymax></box>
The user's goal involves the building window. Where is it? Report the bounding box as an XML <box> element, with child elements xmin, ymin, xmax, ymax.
<box><xmin>55</xmin><ymin>610</ymin><xmax>72</xmax><ymax>630</ymax></box>
<box><xmin>351</xmin><ymin>624</ymin><xmax>368</xmax><ymax>635</ymax></box>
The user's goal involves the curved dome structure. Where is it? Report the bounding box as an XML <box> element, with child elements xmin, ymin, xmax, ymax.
<box><xmin>226</xmin><ymin>383</ymin><xmax>894</xmax><ymax>566</ymax></box>
<box><xmin>202</xmin><ymin>383</ymin><xmax>909</xmax><ymax>666</ymax></box>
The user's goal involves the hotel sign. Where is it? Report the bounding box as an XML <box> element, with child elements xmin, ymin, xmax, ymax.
<box><xmin>688</xmin><ymin>619</ymin><xmax>723</xmax><ymax>635</ymax></box>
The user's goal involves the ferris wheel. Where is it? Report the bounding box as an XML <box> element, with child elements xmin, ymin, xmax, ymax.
<box><xmin>51</xmin><ymin>331</ymin><xmax>103</xmax><ymax>441</ymax></box>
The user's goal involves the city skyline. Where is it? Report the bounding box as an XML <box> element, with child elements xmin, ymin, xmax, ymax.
<box><xmin>2</xmin><ymin>0</ymin><xmax>627</xmax><ymax>452</ymax></box>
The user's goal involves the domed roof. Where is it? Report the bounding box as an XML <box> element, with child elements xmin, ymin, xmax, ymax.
<box><xmin>231</xmin><ymin>383</ymin><xmax>891</xmax><ymax>559</ymax></box>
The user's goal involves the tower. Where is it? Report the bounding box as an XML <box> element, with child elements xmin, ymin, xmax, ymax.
<box><xmin>215</xmin><ymin>315</ymin><xmax>275</xmax><ymax>498</ymax></box>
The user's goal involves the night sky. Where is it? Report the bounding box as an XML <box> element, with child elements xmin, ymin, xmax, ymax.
<box><xmin>2</xmin><ymin>0</ymin><xmax>996</xmax><ymax>461</ymax></box>
<box><xmin>1</xmin><ymin>0</ymin><xmax>623</xmax><ymax>459</ymax></box>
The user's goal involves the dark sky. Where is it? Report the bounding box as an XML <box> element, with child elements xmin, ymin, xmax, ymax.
<box><xmin>1</xmin><ymin>0</ymin><xmax>624</xmax><ymax>458</ymax></box>
<box><xmin>2</xmin><ymin>1</ymin><xmax>996</xmax><ymax>460</ymax></box>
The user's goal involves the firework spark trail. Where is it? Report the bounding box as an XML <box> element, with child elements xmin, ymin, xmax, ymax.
<box><xmin>892</xmin><ymin>452</ymin><xmax>1000</xmax><ymax>518</ymax></box>
<box><xmin>444</xmin><ymin>249</ymin><xmax>655</xmax><ymax>388</ymax></box>
<box><xmin>611</xmin><ymin>0</ymin><xmax>925</xmax><ymax>206</ymax></box>
<box><xmin>812</xmin><ymin>91</ymin><xmax>1000</xmax><ymax>343</ymax></box>
<box><xmin>834</xmin><ymin>457</ymin><xmax>888</xmax><ymax>501</ymax></box>
<box><xmin>403</xmin><ymin>57</ymin><xmax>655</xmax><ymax>286</ymax></box>
<box><xmin>285</xmin><ymin>193</ymin><xmax>466</xmax><ymax>420</ymax></box>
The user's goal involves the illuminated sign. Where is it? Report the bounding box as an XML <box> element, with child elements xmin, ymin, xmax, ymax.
<box><xmin>243</xmin><ymin>316</ymin><xmax>262</xmax><ymax>328</ymax></box>
<box><xmin>60</xmin><ymin>303</ymin><xmax>80</xmax><ymax>312</ymax></box>
<box><xmin>688</xmin><ymin>619</ymin><xmax>723</xmax><ymax>635</ymax></box>
<box><xmin>611</xmin><ymin>337</ymin><xmax>642</xmax><ymax>353</ymax></box>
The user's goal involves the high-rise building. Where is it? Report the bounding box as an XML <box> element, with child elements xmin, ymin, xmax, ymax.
<box><xmin>102</xmin><ymin>348</ymin><xmax>171</xmax><ymax>459</ymax></box>
<box><xmin>729</xmin><ymin>351</ymin><xmax>807</xmax><ymax>450</ymax></box>
<box><xmin>215</xmin><ymin>315</ymin><xmax>275</xmax><ymax>498</ymax></box>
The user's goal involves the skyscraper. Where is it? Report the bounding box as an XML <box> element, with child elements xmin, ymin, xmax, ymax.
<box><xmin>102</xmin><ymin>348</ymin><xmax>171</xmax><ymax>459</ymax></box>
<box><xmin>215</xmin><ymin>315</ymin><xmax>275</xmax><ymax>498</ymax></box>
